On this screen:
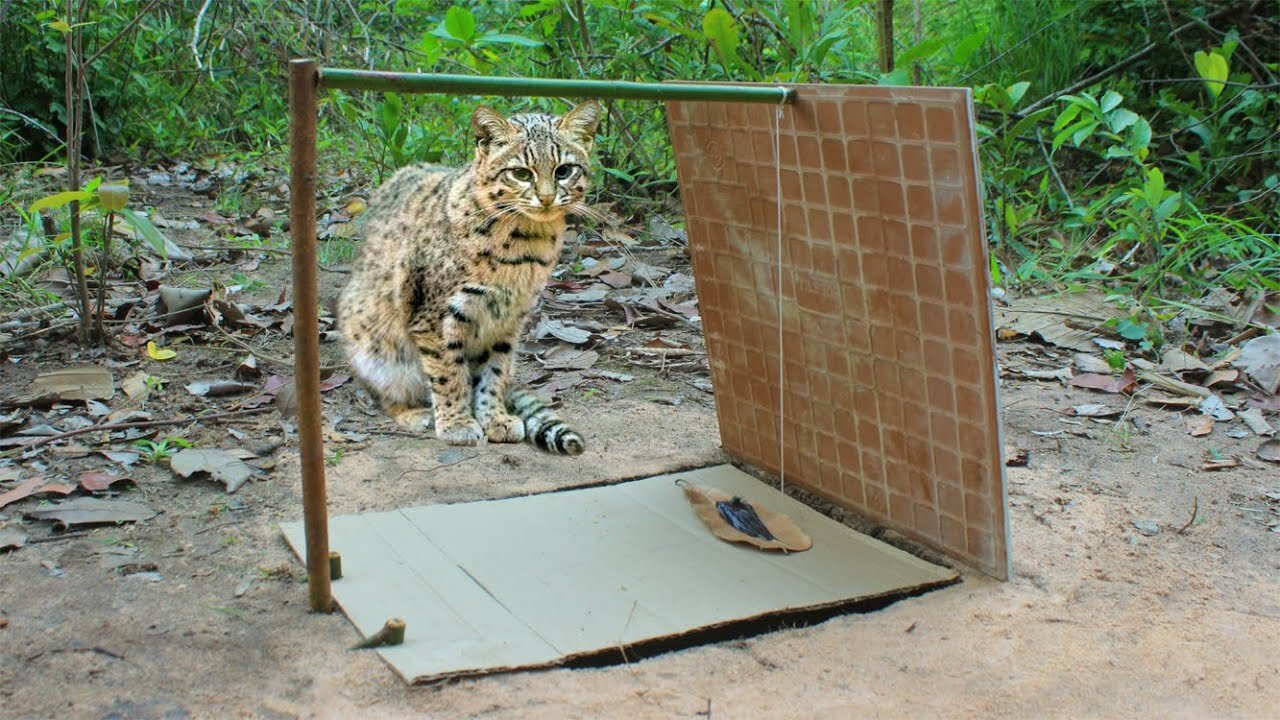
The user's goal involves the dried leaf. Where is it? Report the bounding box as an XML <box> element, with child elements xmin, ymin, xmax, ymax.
<box><xmin>1238</xmin><ymin>408</ymin><xmax>1275</xmax><ymax>437</ymax></box>
<box><xmin>235</xmin><ymin>355</ymin><xmax>260</xmax><ymax>380</ymax></box>
<box><xmin>558</xmin><ymin>285</ymin><xmax>610</xmax><ymax>303</ymax></box>
<box><xmin>1236</xmin><ymin>335</ymin><xmax>1280</xmax><ymax>395</ymax></box>
<box><xmin>0</xmin><ymin>479</ymin><xmax>75</xmax><ymax>509</ymax></box>
<box><xmin>1158</xmin><ymin>348</ymin><xmax>1210</xmax><ymax>375</ymax></box>
<box><xmin>1258</xmin><ymin>439</ymin><xmax>1280</xmax><ymax>463</ymax></box>
<box><xmin>1204</xmin><ymin>369</ymin><xmax>1239</xmax><ymax>387</ymax></box>
<box><xmin>25</xmin><ymin>497</ymin><xmax>156</xmax><ymax>527</ymax></box>
<box><xmin>541</xmin><ymin>346</ymin><xmax>599</xmax><ymax>370</ymax></box>
<box><xmin>1198</xmin><ymin>394</ymin><xmax>1234</xmax><ymax>421</ymax></box>
<box><xmin>1069</xmin><ymin>369</ymin><xmax>1136</xmax><ymax>394</ymax></box>
<box><xmin>534</xmin><ymin>318</ymin><xmax>592</xmax><ymax>345</ymax></box>
<box><xmin>1186</xmin><ymin>417</ymin><xmax>1214</xmax><ymax>437</ymax></box>
<box><xmin>993</xmin><ymin>293</ymin><xmax>1114</xmax><ymax>352</ymax></box>
<box><xmin>598</xmin><ymin>271</ymin><xmax>633</xmax><ymax>289</ymax></box>
<box><xmin>1021</xmin><ymin>367</ymin><xmax>1073</xmax><ymax>382</ymax></box>
<box><xmin>146</xmin><ymin>341</ymin><xmax>176</xmax><ymax>361</ymax></box>
<box><xmin>32</xmin><ymin>366</ymin><xmax>115</xmax><ymax>401</ymax></box>
<box><xmin>170</xmin><ymin>448</ymin><xmax>257</xmax><ymax>493</ymax></box>
<box><xmin>78</xmin><ymin>472</ymin><xmax>132</xmax><ymax>491</ymax></box>
<box><xmin>318</xmin><ymin>374</ymin><xmax>351</xmax><ymax>392</ymax></box>
<box><xmin>0</xmin><ymin>528</ymin><xmax>27</xmax><ymax>551</ymax></box>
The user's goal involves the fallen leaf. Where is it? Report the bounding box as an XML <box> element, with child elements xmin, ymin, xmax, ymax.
<box><xmin>598</xmin><ymin>271</ymin><xmax>633</xmax><ymax>289</ymax></box>
<box><xmin>1246</xmin><ymin>394</ymin><xmax>1280</xmax><ymax>411</ymax></box>
<box><xmin>1186</xmin><ymin>417</ymin><xmax>1214</xmax><ymax>437</ymax></box>
<box><xmin>1021</xmin><ymin>367</ymin><xmax>1073</xmax><ymax>382</ymax></box>
<box><xmin>236</xmin><ymin>355</ymin><xmax>260</xmax><ymax>380</ymax></box>
<box><xmin>540</xmin><ymin>346</ymin><xmax>599</xmax><ymax>371</ymax></box>
<box><xmin>78</xmin><ymin>472</ymin><xmax>133</xmax><ymax>491</ymax></box>
<box><xmin>146</xmin><ymin>341</ymin><xmax>176</xmax><ymax>361</ymax></box>
<box><xmin>1158</xmin><ymin>347</ymin><xmax>1210</xmax><ymax>375</ymax></box>
<box><xmin>0</xmin><ymin>528</ymin><xmax>27</xmax><ymax>551</ymax></box>
<box><xmin>318</xmin><ymin>374</ymin><xmax>351</xmax><ymax>392</ymax></box>
<box><xmin>170</xmin><ymin>448</ymin><xmax>256</xmax><ymax>493</ymax></box>
<box><xmin>1070</xmin><ymin>369</ymin><xmax>1136</xmax><ymax>394</ymax></box>
<box><xmin>1072</xmin><ymin>354</ymin><xmax>1113</xmax><ymax>374</ymax></box>
<box><xmin>534</xmin><ymin>318</ymin><xmax>592</xmax><ymax>345</ymax></box>
<box><xmin>100</xmin><ymin>450</ymin><xmax>140</xmax><ymax>466</ymax></box>
<box><xmin>1004</xmin><ymin>448</ymin><xmax>1030</xmax><ymax>467</ymax></box>
<box><xmin>185</xmin><ymin>379</ymin><xmax>258</xmax><ymax>397</ymax></box>
<box><xmin>25</xmin><ymin>497</ymin><xmax>156</xmax><ymax>527</ymax></box>
<box><xmin>1236</xmin><ymin>335</ymin><xmax>1280</xmax><ymax>395</ymax></box>
<box><xmin>32</xmin><ymin>366</ymin><xmax>115</xmax><ymax>401</ymax></box>
<box><xmin>1204</xmin><ymin>369</ymin><xmax>1239</xmax><ymax>387</ymax></box>
<box><xmin>1198</xmin><ymin>394</ymin><xmax>1235</xmax><ymax>421</ymax></box>
<box><xmin>1238</xmin><ymin>408</ymin><xmax>1275</xmax><ymax>437</ymax></box>
<box><xmin>993</xmin><ymin>293</ymin><xmax>1114</xmax><ymax>352</ymax></box>
<box><xmin>558</xmin><ymin>285</ymin><xmax>610</xmax><ymax>303</ymax></box>
<box><xmin>1258</xmin><ymin>439</ymin><xmax>1280</xmax><ymax>463</ymax></box>
<box><xmin>0</xmin><ymin>479</ymin><xmax>75</xmax><ymax>509</ymax></box>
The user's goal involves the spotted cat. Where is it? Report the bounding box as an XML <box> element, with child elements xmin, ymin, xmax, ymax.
<box><xmin>336</xmin><ymin>101</ymin><xmax>601</xmax><ymax>454</ymax></box>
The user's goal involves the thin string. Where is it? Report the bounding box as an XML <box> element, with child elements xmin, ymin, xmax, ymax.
<box><xmin>773</xmin><ymin>94</ymin><xmax>786</xmax><ymax>511</ymax></box>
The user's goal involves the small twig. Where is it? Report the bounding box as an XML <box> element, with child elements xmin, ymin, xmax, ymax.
<box><xmin>207</xmin><ymin>325</ymin><xmax>346</xmax><ymax>372</ymax></box>
<box><xmin>1177</xmin><ymin>496</ymin><xmax>1199</xmax><ymax>535</ymax></box>
<box><xmin>25</xmin><ymin>530</ymin><xmax>92</xmax><ymax>544</ymax></box>
<box><xmin>26</xmin><ymin>646</ymin><xmax>124</xmax><ymax>663</ymax></box>
<box><xmin>390</xmin><ymin>452</ymin><xmax>483</xmax><ymax>481</ymax></box>
<box><xmin>7</xmin><ymin>407</ymin><xmax>271</xmax><ymax>454</ymax></box>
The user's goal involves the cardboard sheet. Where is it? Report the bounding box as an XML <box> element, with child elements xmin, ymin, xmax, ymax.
<box><xmin>281</xmin><ymin>464</ymin><xmax>958</xmax><ymax>684</ymax></box>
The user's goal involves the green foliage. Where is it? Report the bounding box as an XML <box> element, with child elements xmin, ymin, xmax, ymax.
<box><xmin>1</xmin><ymin>0</ymin><xmax>1275</xmax><ymax>313</ymax></box>
<box><xmin>133</xmin><ymin>436</ymin><xmax>192</xmax><ymax>463</ymax></box>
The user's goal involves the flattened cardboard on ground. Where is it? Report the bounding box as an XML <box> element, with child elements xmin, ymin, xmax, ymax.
<box><xmin>282</xmin><ymin>464</ymin><xmax>957</xmax><ymax>684</ymax></box>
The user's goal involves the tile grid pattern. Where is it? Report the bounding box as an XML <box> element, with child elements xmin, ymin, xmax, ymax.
<box><xmin>667</xmin><ymin>85</ymin><xmax>1009</xmax><ymax>579</ymax></box>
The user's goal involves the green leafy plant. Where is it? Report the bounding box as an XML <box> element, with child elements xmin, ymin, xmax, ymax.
<box><xmin>133</xmin><ymin>436</ymin><xmax>192</xmax><ymax>463</ymax></box>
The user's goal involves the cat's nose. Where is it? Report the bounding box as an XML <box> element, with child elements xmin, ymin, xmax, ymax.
<box><xmin>538</xmin><ymin>194</ymin><xmax>555</xmax><ymax>207</ymax></box>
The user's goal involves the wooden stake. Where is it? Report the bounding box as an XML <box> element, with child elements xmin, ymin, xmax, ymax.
<box><xmin>351</xmin><ymin>618</ymin><xmax>406</xmax><ymax>650</ymax></box>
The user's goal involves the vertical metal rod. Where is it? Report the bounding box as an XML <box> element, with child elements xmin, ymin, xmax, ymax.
<box><xmin>289</xmin><ymin>58</ymin><xmax>331</xmax><ymax>613</ymax></box>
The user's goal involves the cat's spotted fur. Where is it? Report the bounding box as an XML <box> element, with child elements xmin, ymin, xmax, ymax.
<box><xmin>337</xmin><ymin>102</ymin><xmax>601</xmax><ymax>454</ymax></box>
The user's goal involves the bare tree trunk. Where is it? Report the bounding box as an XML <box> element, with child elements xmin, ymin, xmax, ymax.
<box><xmin>64</xmin><ymin>0</ymin><xmax>92</xmax><ymax>345</ymax></box>
<box><xmin>876</xmin><ymin>0</ymin><xmax>895</xmax><ymax>74</ymax></box>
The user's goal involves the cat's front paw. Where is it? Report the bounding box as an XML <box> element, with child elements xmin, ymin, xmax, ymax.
<box><xmin>484</xmin><ymin>412</ymin><xmax>526</xmax><ymax>443</ymax></box>
<box><xmin>436</xmin><ymin>418</ymin><xmax>484</xmax><ymax>446</ymax></box>
<box><xmin>387</xmin><ymin>405</ymin><xmax>433</xmax><ymax>430</ymax></box>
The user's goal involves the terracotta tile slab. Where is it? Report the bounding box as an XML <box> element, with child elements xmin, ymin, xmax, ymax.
<box><xmin>667</xmin><ymin>85</ymin><xmax>1009</xmax><ymax>579</ymax></box>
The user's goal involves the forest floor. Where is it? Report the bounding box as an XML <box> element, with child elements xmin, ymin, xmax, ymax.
<box><xmin>1</xmin><ymin>164</ymin><xmax>1278</xmax><ymax>719</ymax></box>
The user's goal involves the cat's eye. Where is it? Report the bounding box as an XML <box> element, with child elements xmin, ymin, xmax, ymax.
<box><xmin>554</xmin><ymin>164</ymin><xmax>576</xmax><ymax>180</ymax></box>
<box><xmin>509</xmin><ymin>168</ymin><xmax>534</xmax><ymax>182</ymax></box>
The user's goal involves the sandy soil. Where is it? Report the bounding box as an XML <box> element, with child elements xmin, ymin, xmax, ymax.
<box><xmin>1</xmin><ymin>184</ymin><xmax>1277</xmax><ymax>718</ymax></box>
<box><xmin>3</xmin><ymin>343</ymin><xmax>1277</xmax><ymax>719</ymax></box>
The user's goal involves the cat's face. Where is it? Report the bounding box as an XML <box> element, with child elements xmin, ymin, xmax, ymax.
<box><xmin>471</xmin><ymin>101</ymin><xmax>601</xmax><ymax>223</ymax></box>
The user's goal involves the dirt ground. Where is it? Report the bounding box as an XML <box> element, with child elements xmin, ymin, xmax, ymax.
<box><xmin>2</xmin><ymin>178</ymin><xmax>1279</xmax><ymax>719</ymax></box>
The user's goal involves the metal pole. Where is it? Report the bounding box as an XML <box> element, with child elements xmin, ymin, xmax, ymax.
<box><xmin>289</xmin><ymin>58</ymin><xmax>331</xmax><ymax>613</ymax></box>
<box><xmin>319</xmin><ymin>69</ymin><xmax>796</xmax><ymax>104</ymax></box>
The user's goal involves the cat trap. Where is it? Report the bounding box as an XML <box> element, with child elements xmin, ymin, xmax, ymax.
<box><xmin>280</xmin><ymin>464</ymin><xmax>956</xmax><ymax>684</ymax></box>
<box><xmin>284</xmin><ymin>66</ymin><xmax>1007</xmax><ymax>682</ymax></box>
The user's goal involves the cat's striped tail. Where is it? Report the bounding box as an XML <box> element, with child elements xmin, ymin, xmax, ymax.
<box><xmin>507</xmin><ymin>387</ymin><xmax>585</xmax><ymax>456</ymax></box>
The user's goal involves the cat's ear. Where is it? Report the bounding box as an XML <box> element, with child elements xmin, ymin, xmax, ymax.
<box><xmin>471</xmin><ymin>106</ymin><xmax>514</xmax><ymax>148</ymax></box>
<box><xmin>557</xmin><ymin>100</ymin><xmax>602</xmax><ymax>147</ymax></box>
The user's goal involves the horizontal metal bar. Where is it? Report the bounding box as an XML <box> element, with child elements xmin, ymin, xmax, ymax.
<box><xmin>318</xmin><ymin>69</ymin><xmax>794</xmax><ymax>104</ymax></box>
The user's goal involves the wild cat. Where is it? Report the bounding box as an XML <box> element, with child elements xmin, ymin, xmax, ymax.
<box><xmin>336</xmin><ymin>101</ymin><xmax>601</xmax><ymax>454</ymax></box>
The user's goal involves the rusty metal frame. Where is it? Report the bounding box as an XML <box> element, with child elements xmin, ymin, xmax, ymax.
<box><xmin>288</xmin><ymin>59</ymin><xmax>795</xmax><ymax>612</ymax></box>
